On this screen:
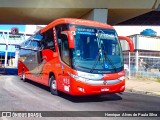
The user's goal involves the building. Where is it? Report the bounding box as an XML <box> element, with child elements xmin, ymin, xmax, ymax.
<box><xmin>121</xmin><ymin>34</ymin><xmax>160</xmax><ymax>77</ymax></box>
<box><xmin>0</xmin><ymin>24</ymin><xmax>45</xmax><ymax>68</ymax></box>
<box><xmin>0</xmin><ymin>31</ymin><xmax>32</xmax><ymax>68</ymax></box>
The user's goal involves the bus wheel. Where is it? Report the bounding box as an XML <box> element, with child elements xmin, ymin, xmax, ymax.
<box><xmin>50</xmin><ymin>76</ymin><xmax>58</xmax><ymax>95</ymax></box>
<box><xmin>22</xmin><ymin>71</ymin><xmax>26</xmax><ymax>82</ymax></box>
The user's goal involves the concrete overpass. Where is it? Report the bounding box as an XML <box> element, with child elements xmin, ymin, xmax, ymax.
<box><xmin>0</xmin><ymin>0</ymin><xmax>160</xmax><ymax>25</ymax></box>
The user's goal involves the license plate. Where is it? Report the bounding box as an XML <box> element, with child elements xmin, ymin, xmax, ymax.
<box><xmin>101</xmin><ymin>88</ymin><xmax>109</xmax><ymax>92</ymax></box>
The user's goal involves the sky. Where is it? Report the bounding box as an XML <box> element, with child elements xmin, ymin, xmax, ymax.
<box><xmin>113</xmin><ymin>26</ymin><xmax>160</xmax><ymax>36</ymax></box>
<box><xmin>0</xmin><ymin>25</ymin><xmax>26</xmax><ymax>32</ymax></box>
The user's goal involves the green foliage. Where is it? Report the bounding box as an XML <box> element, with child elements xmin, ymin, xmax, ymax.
<box><xmin>133</xmin><ymin>76</ymin><xmax>160</xmax><ymax>82</ymax></box>
<box><xmin>156</xmin><ymin>78</ymin><xmax>160</xmax><ymax>83</ymax></box>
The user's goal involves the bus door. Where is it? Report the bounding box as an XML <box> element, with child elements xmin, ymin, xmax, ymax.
<box><xmin>57</xmin><ymin>35</ymin><xmax>71</xmax><ymax>93</ymax></box>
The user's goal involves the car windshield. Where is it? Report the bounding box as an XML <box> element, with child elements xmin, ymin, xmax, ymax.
<box><xmin>70</xmin><ymin>25</ymin><xmax>123</xmax><ymax>73</ymax></box>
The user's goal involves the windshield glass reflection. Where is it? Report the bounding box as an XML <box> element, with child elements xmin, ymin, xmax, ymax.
<box><xmin>70</xmin><ymin>25</ymin><xmax>123</xmax><ymax>73</ymax></box>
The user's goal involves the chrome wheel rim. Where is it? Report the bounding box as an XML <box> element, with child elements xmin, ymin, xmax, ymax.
<box><xmin>51</xmin><ymin>78</ymin><xmax>56</xmax><ymax>90</ymax></box>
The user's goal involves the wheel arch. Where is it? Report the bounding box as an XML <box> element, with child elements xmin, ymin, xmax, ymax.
<box><xmin>22</xmin><ymin>67</ymin><xmax>24</xmax><ymax>72</ymax></box>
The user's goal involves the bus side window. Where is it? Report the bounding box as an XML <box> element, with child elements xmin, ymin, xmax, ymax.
<box><xmin>56</xmin><ymin>27</ymin><xmax>70</xmax><ymax>65</ymax></box>
<box><xmin>61</xmin><ymin>38</ymin><xmax>70</xmax><ymax>65</ymax></box>
<box><xmin>33</xmin><ymin>33</ymin><xmax>43</xmax><ymax>51</ymax></box>
<box><xmin>55</xmin><ymin>24</ymin><xmax>69</xmax><ymax>55</ymax></box>
<box><xmin>24</xmin><ymin>40</ymin><xmax>31</xmax><ymax>49</ymax></box>
<box><xmin>31</xmin><ymin>41</ymin><xmax>41</xmax><ymax>51</ymax></box>
<box><xmin>42</xmin><ymin>28</ymin><xmax>55</xmax><ymax>51</ymax></box>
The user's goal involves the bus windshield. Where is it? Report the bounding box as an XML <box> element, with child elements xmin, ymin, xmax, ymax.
<box><xmin>70</xmin><ymin>25</ymin><xmax>123</xmax><ymax>74</ymax></box>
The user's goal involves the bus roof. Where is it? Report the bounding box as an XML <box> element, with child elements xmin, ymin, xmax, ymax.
<box><xmin>40</xmin><ymin>18</ymin><xmax>114</xmax><ymax>33</ymax></box>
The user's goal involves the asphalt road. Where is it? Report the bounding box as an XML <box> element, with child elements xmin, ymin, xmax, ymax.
<box><xmin>0</xmin><ymin>75</ymin><xmax>160</xmax><ymax>120</ymax></box>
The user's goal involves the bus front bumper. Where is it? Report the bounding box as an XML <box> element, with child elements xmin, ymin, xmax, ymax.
<box><xmin>70</xmin><ymin>78</ymin><xmax>125</xmax><ymax>96</ymax></box>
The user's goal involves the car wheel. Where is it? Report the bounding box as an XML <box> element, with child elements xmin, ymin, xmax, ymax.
<box><xmin>50</xmin><ymin>75</ymin><xmax>58</xmax><ymax>95</ymax></box>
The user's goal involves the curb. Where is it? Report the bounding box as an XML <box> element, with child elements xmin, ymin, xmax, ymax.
<box><xmin>125</xmin><ymin>89</ymin><xmax>160</xmax><ymax>97</ymax></box>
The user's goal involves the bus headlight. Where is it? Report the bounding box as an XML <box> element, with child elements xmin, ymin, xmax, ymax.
<box><xmin>77</xmin><ymin>71</ymin><xmax>103</xmax><ymax>80</ymax></box>
<box><xmin>69</xmin><ymin>72</ymin><xmax>89</xmax><ymax>82</ymax></box>
<box><xmin>68</xmin><ymin>72</ymin><xmax>103</xmax><ymax>82</ymax></box>
<box><xmin>118</xmin><ymin>76</ymin><xmax>125</xmax><ymax>81</ymax></box>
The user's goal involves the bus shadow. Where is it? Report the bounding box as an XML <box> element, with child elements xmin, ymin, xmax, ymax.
<box><xmin>25</xmin><ymin>80</ymin><xmax>122</xmax><ymax>103</ymax></box>
<box><xmin>25</xmin><ymin>79</ymin><xmax>50</xmax><ymax>92</ymax></box>
<box><xmin>59</xmin><ymin>93</ymin><xmax>123</xmax><ymax>103</ymax></box>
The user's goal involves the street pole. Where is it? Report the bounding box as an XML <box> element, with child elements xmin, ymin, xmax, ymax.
<box><xmin>128</xmin><ymin>51</ymin><xmax>131</xmax><ymax>79</ymax></box>
<box><xmin>4</xmin><ymin>32</ymin><xmax>9</xmax><ymax>67</ymax></box>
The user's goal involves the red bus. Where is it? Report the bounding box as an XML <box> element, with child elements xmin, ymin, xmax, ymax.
<box><xmin>18</xmin><ymin>18</ymin><xmax>134</xmax><ymax>96</ymax></box>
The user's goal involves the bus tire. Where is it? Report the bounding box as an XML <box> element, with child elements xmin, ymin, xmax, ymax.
<box><xmin>49</xmin><ymin>75</ymin><xmax>58</xmax><ymax>95</ymax></box>
<box><xmin>22</xmin><ymin>71</ymin><xmax>27</xmax><ymax>82</ymax></box>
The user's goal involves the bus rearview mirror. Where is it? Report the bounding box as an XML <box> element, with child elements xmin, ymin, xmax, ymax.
<box><xmin>61</xmin><ymin>31</ymin><xmax>75</xmax><ymax>48</ymax></box>
<box><xmin>118</xmin><ymin>36</ymin><xmax>134</xmax><ymax>52</ymax></box>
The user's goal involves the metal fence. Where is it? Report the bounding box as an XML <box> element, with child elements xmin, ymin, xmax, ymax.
<box><xmin>123</xmin><ymin>51</ymin><xmax>160</xmax><ymax>78</ymax></box>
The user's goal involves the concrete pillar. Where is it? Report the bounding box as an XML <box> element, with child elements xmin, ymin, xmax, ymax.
<box><xmin>128</xmin><ymin>51</ymin><xmax>131</xmax><ymax>79</ymax></box>
<box><xmin>82</xmin><ymin>9</ymin><xmax>108</xmax><ymax>23</ymax></box>
<box><xmin>4</xmin><ymin>32</ymin><xmax>9</xmax><ymax>67</ymax></box>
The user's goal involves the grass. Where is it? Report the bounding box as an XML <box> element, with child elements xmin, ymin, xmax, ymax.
<box><xmin>131</xmin><ymin>76</ymin><xmax>160</xmax><ymax>82</ymax></box>
<box><xmin>133</xmin><ymin>76</ymin><xmax>150</xmax><ymax>80</ymax></box>
<box><xmin>136</xmin><ymin>76</ymin><xmax>144</xmax><ymax>79</ymax></box>
<box><xmin>156</xmin><ymin>78</ymin><xmax>160</xmax><ymax>83</ymax></box>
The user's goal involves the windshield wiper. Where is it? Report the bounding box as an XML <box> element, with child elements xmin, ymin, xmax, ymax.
<box><xmin>102</xmin><ymin>49</ymin><xmax>117</xmax><ymax>72</ymax></box>
<box><xmin>90</xmin><ymin>29</ymin><xmax>118</xmax><ymax>73</ymax></box>
<box><xmin>89</xmin><ymin>47</ymin><xmax>117</xmax><ymax>73</ymax></box>
<box><xmin>89</xmin><ymin>48</ymin><xmax>101</xmax><ymax>73</ymax></box>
